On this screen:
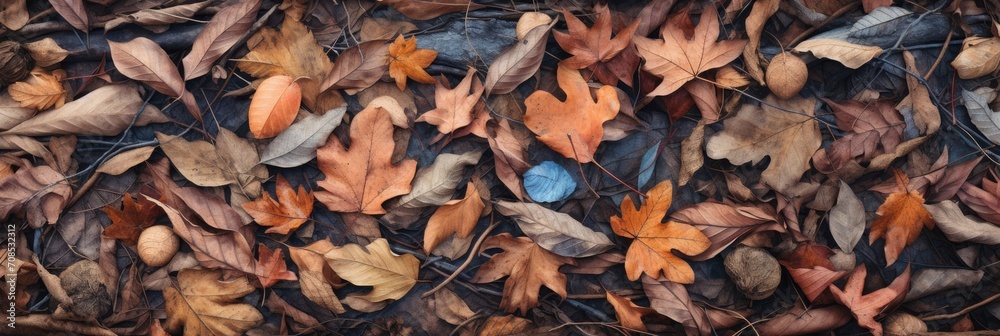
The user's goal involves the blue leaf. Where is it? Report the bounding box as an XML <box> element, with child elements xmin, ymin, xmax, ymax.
<box><xmin>638</xmin><ymin>141</ymin><xmax>661</xmax><ymax>188</ymax></box>
<box><xmin>524</xmin><ymin>161</ymin><xmax>576</xmax><ymax>202</ymax></box>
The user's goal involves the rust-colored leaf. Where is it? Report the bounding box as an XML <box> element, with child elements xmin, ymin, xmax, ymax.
<box><xmin>254</xmin><ymin>244</ymin><xmax>297</xmax><ymax>288</ymax></box>
<box><xmin>237</xmin><ymin>19</ymin><xmax>334</xmax><ymax>112</ymax></box>
<box><xmin>869</xmin><ymin>169</ymin><xmax>935</xmax><ymax>265</ymax></box>
<box><xmin>377</xmin><ymin>0</ymin><xmax>484</xmax><ymax>21</ymax></box>
<box><xmin>101</xmin><ymin>193</ymin><xmax>163</xmax><ymax>247</ymax></box>
<box><xmin>829</xmin><ymin>265</ymin><xmax>911</xmax><ymax>336</ymax></box>
<box><xmin>553</xmin><ymin>6</ymin><xmax>640</xmax><ymax>86</ymax></box>
<box><xmin>387</xmin><ymin>35</ymin><xmax>437</xmax><ymax>90</ymax></box>
<box><xmin>163</xmin><ymin>268</ymin><xmax>263</xmax><ymax>335</ymax></box>
<box><xmin>416</xmin><ymin>67</ymin><xmax>484</xmax><ymax>134</ymax></box>
<box><xmin>606</xmin><ymin>290</ymin><xmax>657</xmax><ymax>331</ymax></box>
<box><xmin>957</xmin><ymin>172</ymin><xmax>1000</xmax><ymax>224</ymax></box>
<box><xmin>423</xmin><ymin>182</ymin><xmax>486</xmax><ymax>255</ymax></box>
<box><xmin>611</xmin><ymin>180</ymin><xmax>710</xmax><ymax>283</ymax></box>
<box><xmin>182</xmin><ymin>0</ymin><xmax>262</xmax><ymax>80</ymax></box>
<box><xmin>471</xmin><ymin>233</ymin><xmax>573</xmax><ymax>314</ymax></box>
<box><xmin>523</xmin><ymin>65</ymin><xmax>620</xmax><ymax>163</ymax></box>
<box><xmin>315</xmin><ymin>102</ymin><xmax>417</xmax><ymax>214</ymax></box>
<box><xmin>242</xmin><ymin>175</ymin><xmax>313</xmax><ymax>235</ymax></box>
<box><xmin>248</xmin><ymin>75</ymin><xmax>301</xmax><ymax>138</ymax></box>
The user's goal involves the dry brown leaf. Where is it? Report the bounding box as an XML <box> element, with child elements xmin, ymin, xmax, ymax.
<box><xmin>8</xmin><ymin>68</ymin><xmax>67</xmax><ymax>110</ymax></box>
<box><xmin>634</xmin><ymin>6</ymin><xmax>748</xmax><ymax>97</ymax></box>
<box><xmin>0</xmin><ymin>0</ymin><xmax>28</xmax><ymax>30</ymax></box>
<box><xmin>242</xmin><ymin>175</ymin><xmax>313</xmax><ymax>235</ymax></box>
<box><xmin>428</xmin><ymin>288</ymin><xmax>475</xmax><ymax>325</ymax></box>
<box><xmin>104</xmin><ymin>1</ymin><xmax>211</xmax><ymax>33</ymax></box>
<box><xmin>377</xmin><ymin>0</ymin><xmax>484</xmax><ymax>20</ymax></box>
<box><xmin>100</xmin><ymin>193</ymin><xmax>162</xmax><ymax>247</ymax></box>
<box><xmin>315</xmin><ymin>103</ymin><xmax>417</xmax><ymax>214</ymax></box>
<box><xmin>147</xmin><ymin>197</ymin><xmax>257</xmax><ymax>275</ymax></box>
<box><xmin>742</xmin><ymin>0</ymin><xmax>780</xmax><ymax>84</ymax></box>
<box><xmin>49</xmin><ymin>0</ymin><xmax>89</xmax><ymax>31</ymax></box>
<box><xmin>495</xmin><ymin>201</ymin><xmax>615</xmax><ymax>258</ymax></box>
<box><xmin>254</xmin><ymin>244</ymin><xmax>297</xmax><ymax>288</ymax></box>
<box><xmin>298</xmin><ymin>270</ymin><xmax>346</xmax><ymax>314</ymax></box>
<box><xmin>553</xmin><ymin>6</ymin><xmax>640</xmax><ymax>86</ymax></box>
<box><xmin>471</xmin><ymin>233</ymin><xmax>573</xmax><ymax>314</ymax></box>
<box><xmin>163</xmin><ymin>268</ymin><xmax>263</xmax><ymax>335</ymax></box>
<box><xmin>183</xmin><ymin>0</ymin><xmax>262</xmax><ymax>80</ymax></box>
<box><xmin>238</xmin><ymin>18</ymin><xmax>334</xmax><ymax>112</ymax></box>
<box><xmin>951</xmin><ymin>36</ymin><xmax>1000</xmax><ymax>79</ymax></box>
<box><xmin>249</xmin><ymin>75</ymin><xmax>302</xmax><ymax>138</ymax></box>
<box><xmin>641</xmin><ymin>275</ymin><xmax>713</xmax><ymax>336</ymax></box>
<box><xmin>320</xmin><ymin>40</ymin><xmax>390</xmax><ymax>94</ymax></box>
<box><xmin>424</xmin><ymin>182</ymin><xmax>486</xmax><ymax>254</ymax></box>
<box><xmin>793</xmin><ymin>39</ymin><xmax>883</xmax><ymax>69</ymax></box>
<box><xmin>670</xmin><ymin>201</ymin><xmax>782</xmax><ymax>260</ymax></box>
<box><xmin>478</xmin><ymin>315</ymin><xmax>536</xmax><ymax>336</ymax></box>
<box><xmin>416</xmin><ymin>67</ymin><xmax>484</xmax><ymax>134</ymax></box>
<box><xmin>382</xmin><ymin>150</ymin><xmax>482</xmax><ymax>228</ymax></box>
<box><xmin>516</xmin><ymin>12</ymin><xmax>552</xmax><ymax>40</ymax></box>
<box><xmin>610</xmin><ymin>180</ymin><xmax>710</xmax><ymax>283</ymax></box>
<box><xmin>484</xmin><ymin>20</ymin><xmax>555</xmax><ymax>95</ymax></box>
<box><xmin>829</xmin><ymin>265</ymin><xmax>911</xmax><ymax>336</ymax></box>
<box><xmin>523</xmin><ymin>65</ymin><xmax>619</xmax><ymax>163</ymax></box>
<box><xmin>870</xmin><ymin>170</ymin><xmax>935</xmax><ymax>265</ymax></box>
<box><xmin>487</xmin><ymin>119</ymin><xmax>531</xmax><ymax>200</ymax></box>
<box><xmin>606</xmin><ymin>290</ymin><xmax>657</xmax><ymax>332</ymax></box>
<box><xmin>359</xmin><ymin>17</ymin><xmax>416</xmax><ymax>41</ymax></box>
<box><xmin>324</xmin><ymin>239</ymin><xmax>419</xmax><ymax>309</ymax></box>
<box><xmin>755</xmin><ymin>304</ymin><xmax>852</xmax><ymax>335</ymax></box>
<box><xmin>0</xmin><ymin>91</ymin><xmax>34</xmax><ymax>131</ymax></box>
<box><xmin>23</xmin><ymin>38</ymin><xmax>68</xmax><ymax>67</ymax></box>
<box><xmin>0</xmin><ymin>162</ymin><xmax>71</xmax><ymax>228</ymax></box>
<box><xmin>387</xmin><ymin>35</ymin><xmax>437</xmax><ymax>90</ymax></box>
<box><xmin>2</xmin><ymin>84</ymin><xmax>167</xmax><ymax>136</ymax></box>
<box><xmin>108</xmin><ymin>38</ymin><xmax>200</xmax><ymax>118</ymax></box>
<box><xmin>259</xmin><ymin>106</ymin><xmax>346</xmax><ymax>168</ymax></box>
<box><xmin>958</xmin><ymin>174</ymin><xmax>1000</xmax><ymax>224</ymax></box>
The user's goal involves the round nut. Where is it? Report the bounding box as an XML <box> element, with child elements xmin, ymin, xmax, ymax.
<box><xmin>883</xmin><ymin>312</ymin><xmax>927</xmax><ymax>336</ymax></box>
<box><xmin>0</xmin><ymin>41</ymin><xmax>34</xmax><ymax>87</ymax></box>
<box><xmin>724</xmin><ymin>245</ymin><xmax>781</xmax><ymax>300</ymax></box>
<box><xmin>766</xmin><ymin>52</ymin><xmax>808</xmax><ymax>99</ymax></box>
<box><xmin>138</xmin><ymin>225</ymin><xmax>179</xmax><ymax>267</ymax></box>
<box><xmin>829</xmin><ymin>248</ymin><xmax>857</xmax><ymax>272</ymax></box>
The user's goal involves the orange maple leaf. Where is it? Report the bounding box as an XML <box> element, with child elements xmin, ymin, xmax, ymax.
<box><xmin>242</xmin><ymin>175</ymin><xmax>314</xmax><ymax>235</ymax></box>
<box><xmin>634</xmin><ymin>6</ymin><xmax>748</xmax><ymax>97</ymax></box>
<box><xmin>471</xmin><ymin>233</ymin><xmax>573</xmax><ymax>314</ymax></box>
<box><xmin>254</xmin><ymin>244</ymin><xmax>297</xmax><ymax>288</ymax></box>
<box><xmin>553</xmin><ymin>6</ymin><xmax>640</xmax><ymax>86</ymax></box>
<box><xmin>415</xmin><ymin>67</ymin><xmax>484</xmax><ymax>134</ymax></box>
<box><xmin>101</xmin><ymin>193</ymin><xmax>164</xmax><ymax>246</ymax></box>
<box><xmin>523</xmin><ymin>65</ymin><xmax>620</xmax><ymax>163</ymax></box>
<box><xmin>870</xmin><ymin>169</ymin><xmax>935</xmax><ymax>265</ymax></box>
<box><xmin>829</xmin><ymin>264</ymin><xmax>911</xmax><ymax>336</ymax></box>
<box><xmin>611</xmin><ymin>180</ymin><xmax>710</xmax><ymax>283</ymax></box>
<box><xmin>8</xmin><ymin>68</ymin><xmax>67</xmax><ymax>110</ymax></box>
<box><xmin>388</xmin><ymin>35</ymin><xmax>437</xmax><ymax>90</ymax></box>
<box><xmin>314</xmin><ymin>104</ymin><xmax>417</xmax><ymax>214</ymax></box>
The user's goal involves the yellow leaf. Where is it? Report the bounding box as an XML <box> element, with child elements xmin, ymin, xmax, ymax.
<box><xmin>324</xmin><ymin>239</ymin><xmax>419</xmax><ymax>309</ymax></box>
<box><xmin>8</xmin><ymin>68</ymin><xmax>66</xmax><ymax>110</ymax></box>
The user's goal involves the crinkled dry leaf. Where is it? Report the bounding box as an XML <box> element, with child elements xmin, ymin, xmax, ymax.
<box><xmin>553</xmin><ymin>6</ymin><xmax>640</xmax><ymax>86</ymax></box>
<box><xmin>641</xmin><ymin>275</ymin><xmax>712</xmax><ymax>336</ymax></box>
<box><xmin>0</xmin><ymin>91</ymin><xmax>34</xmax><ymax>131</ymax></box>
<box><xmin>0</xmin><ymin>0</ymin><xmax>28</xmax><ymax>30</ymax></box>
<box><xmin>495</xmin><ymin>201</ymin><xmax>615</xmax><ymax>258</ymax></box>
<box><xmin>951</xmin><ymin>36</ymin><xmax>1000</xmax><ymax>79</ymax></box>
<box><xmin>254</xmin><ymin>244</ymin><xmax>297</xmax><ymax>288</ymax></box>
<box><xmin>416</xmin><ymin>67</ymin><xmax>484</xmax><ymax>134</ymax></box>
<box><xmin>870</xmin><ymin>170</ymin><xmax>934</xmax><ymax>265</ymax></box>
<box><xmin>238</xmin><ymin>18</ymin><xmax>333</xmax><ymax>111</ymax></box>
<box><xmin>0</xmin><ymin>162</ymin><xmax>71</xmax><ymax>228</ymax></box>
<box><xmin>829</xmin><ymin>265</ymin><xmax>911</xmax><ymax>336</ymax></box>
<box><xmin>471</xmin><ymin>233</ymin><xmax>573</xmax><ymax>314</ymax></box>
<box><xmin>101</xmin><ymin>193</ymin><xmax>162</xmax><ymax>246</ymax></box>
<box><xmin>382</xmin><ymin>150</ymin><xmax>482</xmax><ymax>228</ymax></box>
<box><xmin>926</xmin><ymin>201</ymin><xmax>1000</xmax><ymax>244</ymax></box>
<box><xmin>183</xmin><ymin>0</ymin><xmax>262</xmax><ymax>80</ymax></box>
<box><xmin>424</xmin><ymin>182</ymin><xmax>486</xmax><ymax>255</ymax></box>
<box><xmin>8</xmin><ymin>68</ymin><xmax>66</xmax><ymax>110</ymax></box>
<box><xmin>242</xmin><ymin>175</ymin><xmax>313</xmax><ymax>235</ymax></box>
<box><xmin>163</xmin><ymin>268</ymin><xmax>263</xmax><ymax>336</ymax></box>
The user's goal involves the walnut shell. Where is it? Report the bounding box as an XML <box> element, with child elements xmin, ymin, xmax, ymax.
<box><xmin>883</xmin><ymin>312</ymin><xmax>927</xmax><ymax>336</ymax></box>
<box><xmin>138</xmin><ymin>225</ymin><xmax>179</xmax><ymax>267</ymax></box>
<box><xmin>59</xmin><ymin>260</ymin><xmax>111</xmax><ymax>319</ymax></box>
<box><xmin>724</xmin><ymin>245</ymin><xmax>781</xmax><ymax>300</ymax></box>
<box><xmin>766</xmin><ymin>52</ymin><xmax>808</xmax><ymax>100</ymax></box>
<box><xmin>0</xmin><ymin>41</ymin><xmax>34</xmax><ymax>87</ymax></box>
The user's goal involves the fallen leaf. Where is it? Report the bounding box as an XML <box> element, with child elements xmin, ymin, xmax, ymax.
<box><xmin>487</xmin><ymin>119</ymin><xmax>531</xmax><ymax>200</ymax></box>
<box><xmin>478</xmin><ymin>315</ymin><xmax>536</xmax><ymax>336</ymax></box>
<box><xmin>95</xmin><ymin>146</ymin><xmax>155</xmax><ymax>175</ymax></box>
<box><xmin>320</xmin><ymin>40</ymin><xmax>390</xmax><ymax>94</ymax></box>
<box><xmin>324</xmin><ymin>238</ymin><xmax>419</xmax><ymax>309</ymax></box>
<box><xmin>49</xmin><ymin>0</ymin><xmax>89</xmax><ymax>31</ymax></box>
<box><xmin>670</xmin><ymin>201</ymin><xmax>782</xmax><ymax>260</ymax></box>
<box><xmin>315</xmin><ymin>105</ymin><xmax>417</xmax><ymax>214</ymax></box>
<box><xmin>641</xmin><ymin>275</ymin><xmax>712</xmax><ymax>336</ymax></box>
<box><xmin>147</xmin><ymin>197</ymin><xmax>256</xmax><ymax>275</ymax></box>
<box><xmin>471</xmin><ymin>233</ymin><xmax>573</xmax><ymax>314</ymax></box>
<box><xmin>424</xmin><ymin>182</ymin><xmax>486</xmax><ymax>254</ymax></box>
<box><xmin>484</xmin><ymin>20</ymin><xmax>555</xmax><ymax>95</ymax></box>
<box><xmin>829</xmin><ymin>180</ymin><xmax>865</xmax><ymax>251</ymax></box>
<box><xmin>957</xmin><ymin>175</ymin><xmax>1000</xmax><ymax>224</ymax></box>
<box><xmin>634</xmin><ymin>6</ymin><xmax>748</xmax><ymax>97</ymax></box>
<box><xmin>101</xmin><ymin>193</ymin><xmax>163</xmax><ymax>246</ymax></box>
<box><xmin>8</xmin><ymin>68</ymin><xmax>66</xmax><ymax>110</ymax></box>
<box><xmin>0</xmin><ymin>0</ymin><xmax>28</xmax><ymax>30</ymax></box>
<box><xmin>516</xmin><ymin>12</ymin><xmax>552</xmax><ymax>40</ymax></box>
<box><xmin>172</xmin><ymin>186</ymin><xmax>251</xmax><ymax>236</ymax></box>
<box><xmin>182</xmin><ymin>0</ymin><xmax>262</xmax><ymax>80</ymax></box>
<box><xmin>951</xmin><ymin>36</ymin><xmax>1000</xmax><ymax>79</ymax></box>
<box><xmin>705</xmin><ymin>95</ymin><xmax>820</xmax><ymax>193</ymax></box>
<box><xmin>961</xmin><ymin>89</ymin><xmax>1000</xmax><ymax>146</ymax></box>
<box><xmin>926</xmin><ymin>200</ymin><xmax>1000</xmax><ymax>244</ymax></box>
<box><xmin>905</xmin><ymin>268</ymin><xmax>983</xmax><ymax>302</ymax></box>
<box><xmin>0</xmin><ymin>162</ymin><xmax>71</xmax><ymax>228</ymax></box>
<box><xmin>156</xmin><ymin>132</ymin><xmax>229</xmax><ymax>187</ymax></box>
<box><xmin>416</xmin><ymin>67</ymin><xmax>484</xmax><ymax>134</ymax></box>
<box><xmin>523</xmin><ymin>65</ymin><xmax>620</xmax><ymax>163</ymax></box>
<box><xmin>259</xmin><ymin>106</ymin><xmax>346</xmax><ymax>168</ymax></box>
<box><xmin>429</xmin><ymin>288</ymin><xmax>475</xmax><ymax>325</ymax></box>
<box><xmin>792</xmin><ymin>39</ymin><xmax>883</xmax><ymax>69</ymax></box>
<box><xmin>387</xmin><ymin>35</ymin><xmax>437</xmax><ymax>90</ymax></box>
<box><xmin>254</xmin><ymin>244</ymin><xmax>297</xmax><ymax>288</ymax></box>
<box><xmin>870</xmin><ymin>170</ymin><xmax>935</xmax><ymax>265</ymax></box>
<box><xmin>163</xmin><ymin>268</ymin><xmax>263</xmax><ymax>336</ymax></box>
<box><xmin>242</xmin><ymin>175</ymin><xmax>314</xmax><ymax>235</ymax></box>
<box><xmin>108</xmin><ymin>38</ymin><xmax>200</xmax><ymax>118</ymax></box>
<box><xmin>755</xmin><ymin>304</ymin><xmax>852</xmax><ymax>335</ymax></box>
<box><xmin>298</xmin><ymin>269</ymin><xmax>346</xmax><ymax>314</ymax></box>
<box><xmin>104</xmin><ymin>1</ymin><xmax>211</xmax><ymax>32</ymax></box>
<box><xmin>829</xmin><ymin>265</ymin><xmax>911</xmax><ymax>336</ymax></box>
<box><xmin>0</xmin><ymin>91</ymin><xmax>34</xmax><ymax>131</ymax></box>
<box><xmin>23</xmin><ymin>38</ymin><xmax>68</xmax><ymax>67</ymax></box>
<box><xmin>783</xmin><ymin>264</ymin><xmax>847</xmax><ymax>303</ymax></box>
<box><xmin>863</xmin><ymin>0</ymin><xmax>893</xmax><ymax>12</ymax></box>
<box><xmin>288</xmin><ymin>240</ymin><xmax>341</xmax><ymax>286</ymax></box>
<box><xmin>249</xmin><ymin>75</ymin><xmax>302</xmax><ymax>138</ymax></box>
<box><xmin>611</xmin><ymin>180</ymin><xmax>710</xmax><ymax>283</ymax></box>
<box><xmin>358</xmin><ymin>17</ymin><xmax>416</xmax><ymax>42</ymax></box>
<box><xmin>741</xmin><ymin>0</ymin><xmax>779</xmax><ymax>84</ymax></box>
<box><xmin>812</xmin><ymin>99</ymin><xmax>906</xmax><ymax>173</ymax></box>
<box><xmin>495</xmin><ymin>201</ymin><xmax>615</xmax><ymax>258</ymax></box>
<box><xmin>523</xmin><ymin>161</ymin><xmax>576</xmax><ymax>203</ymax></box>
<box><xmin>238</xmin><ymin>18</ymin><xmax>333</xmax><ymax>112</ymax></box>
<box><xmin>382</xmin><ymin>150</ymin><xmax>482</xmax><ymax>228</ymax></box>
<box><xmin>606</xmin><ymin>290</ymin><xmax>657</xmax><ymax>332</ymax></box>
<box><xmin>377</xmin><ymin>0</ymin><xmax>484</xmax><ymax>20</ymax></box>
<box><xmin>553</xmin><ymin>6</ymin><xmax>640</xmax><ymax>86</ymax></box>
<box><xmin>2</xmin><ymin>84</ymin><xmax>167</xmax><ymax>136</ymax></box>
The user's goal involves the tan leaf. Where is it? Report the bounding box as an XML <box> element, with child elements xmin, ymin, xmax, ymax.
<box><xmin>324</xmin><ymin>239</ymin><xmax>420</xmax><ymax>308</ymax></box>
<box><xmin>951</xmin><ymin>36</ymin><xmax>1000</xmax><ymax>79</ymax></box>
<box><xmin>50</xmin><ymin>0</ymin><xmax>89</xmax><ymax>31</ymax></box>
<box><xmin>516</xmin><ymin>12</ymin><xmax>552</xmax><ymax>40</ymax></box>
<box><xmin>742</xmin><ymin>0</ymin><xmax>779</xmax><ymax>84</ymax></box>
<box><xmin>793</xmin><ymin>39</ymin><xmax>883</xmax><ymax>69</ymax></box>
<box><xmin>8</xmin><ymin>68</ymin><xmax>66</xmax><ymax>110</ymax></box>
<box><xmin>484</xmin><ymin>20</ymin><xmax>556</xmax><ymax>95</ymax></box>
<box><xmin>109</xmin><ymin>38</ymin><xmax>200</xmax><ymax>118</ymax></box>
<box><xmin>925</xmin><ymin>201</ymin><xmax>1000</xmax><ymax>245</ymax></box>
<box><xmin>387</xmin><ymin>35</ymin><xmax>437</xmax><ymax>90</ymax></box>
<box><xmin>428</xmin><ymin>288</ymin><xmax>475</xmax><ymax>325</ymax></box>
<box><xmin>416</xmin><ymin>67</ymin><xmax>484</xmax><ymax>134</ymax></box>
<box><xmin>95</xmin><ymin>147</ymin><xmax>154</xmax><ymax>175</ymax></box>
<box><xmin>156</xmin><ymin>132</ymin><xmax>229</xmax><ymax>187</ymax></box>
<box><xmin>2</xmin><ymin>84</ymin><xmax>167</xmax><ymax>136</ymax></box>
<box><xmin>183</xmin><ymin>0</ymin><xmax>262</xmax><ymax>80</ymax></box>
<box><xmin>259</xmin><ymin>106</ymin><xmax>346</xmax><ymax>168</ymax></box>
<box><xmin>163</xmin><ymin>268</ymin><xmax>263</xmax><ymax>336</ymax></box>
<box><xmin>471</xmin><ymin>233</ymin><xmax>573</xmax><ymax>314</ymax></box>
<box><xmin>382</xmin><ymin>150</ymin><xmax>482</xmax><ymax>228</ymax></box>
<box><xmin>320</xmin><ymin>40</ymin><xmax>390</xmax><ymax>94</ymax></box>
<box><xmin>238</xmin><ymin>18</ymin><xmax>333</xmax><ymax>111</ymax></box>
<box><xmin>424</xmin><ymin>182</ymin><xmax>486</xmax><ymax>255</ymax></box>
<box><xmin>0</xmin><ymin>91</ymin><xmax>34</xmax><ymax>131</ymax></box>
<box><xmin>104</xmin><ymin>1</ymin><xmax>211</xmax><ymax>33</ymax></box>
<box><xmin>0</xmin><ymin>0</ymin><xmax>28</xmax><ymax>30</ymax></box>
<box><xmin>298</xmin><ymin>270</ymin><xmax>346</xmax><ymax>314</ymax></box>
<box><xmin>495</xmin><ymin>201</ymin><xmax>615</xmax><ymax>258</ymax></box>
<box><xmin>0</xmin><ymin>162</ymin><xmax>71</xmax><ymax>228</ymax></box>
<box><xmin>23</xmin><ymin>38</ymin><xmax>69</xmax><ymax>67</ymax></box>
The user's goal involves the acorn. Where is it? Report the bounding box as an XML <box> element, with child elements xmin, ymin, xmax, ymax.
<box><xmin>883</xmin><ymin>312</ymin><xmax>927</xmax><ymax>336</ymax></box>
<box><xmin>137</xmin><ymin>225</ymin><xmax>179</xmax><ymax>267</ymax></box>
<box><xmin>724</xmin><ymin>245</ymin><xmax>781</xmax><ymax>300</ymax></box>
<box><xmin>0</xmin><ymin>41</ymin><xmax>34</xmax><ymax>87</ymax></box>
<box><xmin>766</xmin><ymin>52</ymin><xmax>808</xmax><ymax>99</ymax></box>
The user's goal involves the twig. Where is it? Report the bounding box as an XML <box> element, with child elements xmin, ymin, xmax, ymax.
<box><xmin>786</xmin><ymin>3</ymin><xmax>860</xmax><ymax>47</ymax></box>
<box><xmin>924</xmin><ymin>24</ymin><xmax>954</xmax><ymax>80</ymax></box>
<box><xmin>422</xmin><ymin>219</ymin><xmax>500</xmax><ymax>298</ymax></box>
<box><xmin>922</xmin><ymin>292</ymin><xmax>1000</xmax><ymax>321</ymax></box>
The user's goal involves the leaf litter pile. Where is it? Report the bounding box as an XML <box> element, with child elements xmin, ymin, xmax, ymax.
<box><xmin>3</xmin><ymin>0</ymin><xmax>1000</xmax><ymax>335</ymax></box>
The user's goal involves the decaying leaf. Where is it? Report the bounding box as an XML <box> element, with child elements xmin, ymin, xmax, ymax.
<box><xmin>611</xmin><ymin>180</ymin><xmax>710</xmax><ymax>283</ymax></box>
<box><xmin>101</xmin><ymin>193</ymin><xmax>163</xmax><ymax>246</ymax></box>
<box><xmin>242</xmin><ymin>175</ymin><xmax>313</xmax><ymax>235</ymax></box>
<box><xmin>387</xmin><ymin>35</ymin><xmax>437</xmax><ymax>90</ymax></box>
<box><xmin>382</xmin><ymin>150</ymin><xmax>482</xmax><ymax>228</ymax></box>
<box><xmin>163</xmin><ymin>268</ymin><xmax>263</xmax><ymax>335</ymax></box>
<box><xmin>829</xmin><ymin>180</ymin><xmax>865</xmax><ymax>251</ymax></box>
<box><xmin>793</xmin><ymin>39</ymin><xmax>883</xmax><ymax>69</ymax></box>
<box><xmin>471</xmin><ymin>233</ymin><xmax>573</xmax><ymax>314</ymax></box>
<box><xmin>320</xmin><ymin>40</ymin><xmax>390</xmax><ymax>94</ymax></box>
<box><xmin>254</xmin><ymin>244</ymin><xmax>297</xmax><ymax>288</ymax></box>
<box><xmin>0</xmin><ymin>162</ymin><xmax>72</xmax><ymax>228</ymax></box>
<box><xmin>237</xmin><ymin>18</ymin><xmax>334</xmax><ymax>112</ymax></box>
<box><xmin>23</xmin><ymin>38</ymin><xmax>69</xmax><ymax>67</ymax></box>
<box><xmin>606</xmin><ymin>290</ymin><xmax>658</xmax><ymax>331</ymax></box>
<box><xmin>870</xmin><ymin>170</ymin><xmax>935</xmax><ymax>265</ymax></box>
<box><xmin>108</xmin><ymin>38</ymin><xmax>200</xmax><ymax>118</ymax></box>
<box><xmin>951</xmin><ymin>36</ymin><xmax>1000</xmax><ymax>79</ymax></box>
<box><xmin>553</xmin><ymin>6</ymin><xmax>640</xmax><ymax>86</ymax></box>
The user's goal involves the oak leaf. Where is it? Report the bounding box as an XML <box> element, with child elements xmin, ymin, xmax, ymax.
<box><xmin>611</xmin><ymin>180</ymin><xmax>710</xmax><ymax>283</ymax></box>
<box><xmin>471</xmin><ymin>233</ymin><xmax>573</xmax><ymax>314</ymax></box>
<box><xmin>423</xmin><ymin>182</ymin><xmax>486</xmax><ymax>254</ymax></box>
<box><xmin>523</xmin><ymin>65</ymin><xmax>620</xmax><ymax>163</ymax></box>
<box><xmin>242</xmin><ymin>175</ymin><xmax>314</xmax><ymax>235</ymax></box>
<box><xmin>315</xmin><ymin>103</ymin><xmax>417</xmax><ymax>214</ymax></box>
<box><xmin>387</xmin><ymin>35</ymin><xmax>437</xmax><ymax>90</ymax></box>
<box><xmin>634</xmin><ymin>6</ymin><xmax>747</xmax><ymax>97</ymax></box>
<box><xmin>163</xmin><ymin>268</ymin><xmax>263</xmax><ymax>336</ymax></box>
<box><xmin>553</xmin><ymin>6</ymin><xmax>640</xmax><ymax>86</ymax></box>
<box><xmin>248</xmin><ymin>75</ymin><xmax>301</xmax><ymax>138</ymax></box>
<box><xmin>101</xmin><ymin>193</ymin><xmax>163</xmax><ymax>246</ymax></box>
<box><xmin>870</xmin><ymin>170</ymin><xmax>935</xmax><ymax>265</ymax></box>
<box><xmin>323</xmin><ymin>239</ymin><xmax>419</xmax><ymax>309</ymax></box>
<box><xmin>416</xmin><ymin>67</ymin><xmax>484</xmax><ymax>134</ymax></box>
<box><xmin>8</xmin><ymin>68</ymin><xmax>66</xmax><ymax>110</ymax></box>
<box><xmin>829</xmin><ymin>265</ymin><xmax>911</xmax><ymax>336</ymax></box>
<box><xmin>254</xmin><ymin>244</ymin><xmax>297</xmax><ymax>288</ymax></box>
